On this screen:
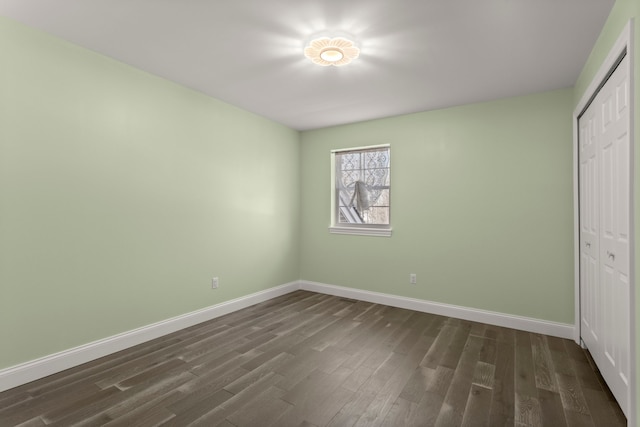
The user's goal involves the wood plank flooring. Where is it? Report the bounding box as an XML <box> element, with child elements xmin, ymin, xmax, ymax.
<box><xmin>0</xmin><ymin>291</ymin><xmax>626</xmax><ymax>426</ymax></box>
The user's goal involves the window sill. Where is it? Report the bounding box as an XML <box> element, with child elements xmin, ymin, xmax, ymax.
<box><xmin>328</xmin><ymin>226</ymin><xmax>392</xmax><ymax>237</ymax></box>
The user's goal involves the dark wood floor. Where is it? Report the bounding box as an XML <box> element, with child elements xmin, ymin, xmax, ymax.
<box><xmin>0</xmin><ymin>291</ymin><xmax>626</xmax><ymax>426</ymax></box>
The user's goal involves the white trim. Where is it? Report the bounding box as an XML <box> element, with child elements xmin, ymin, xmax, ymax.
<box><xmin>300</xmin><ymin>281</ymin><xmax>575</xmax><ymax>339</ymax></box>
<box><xmin>572</xmin><ymin>19</ymin><xmax>635</xmax><ymax>426</ymax></box>
<box><xmin>330</xmin><ymin>145</ymin><xmax>392</xmax><ymax>234</ymax></box>
<box><xmin>328</xmin><ymin>226</ymin><xmax>392</xmax><ymax>237</ymax></box>
<box><xmin>629</xmin><ymin>20</ymin><xmax>636</xmax><ymax>427</ymax></box>
<box><xmin>573</xmin><ymin>106</ymin><xmax>581</xmax><ymax>344</ymax></box>
<box><xmin>1</xmin><ymin>278</ymin><xmax>582</xmax><ymax>394</ymax></box>
<box><xmin>331</xmin><ymin>143</ymin><xmax>390</xmax><ymax>153</ymax></box>
<box><xmin>0</xmin><ymin>281</ymin><xmax>300</xmax><ymax>393</ymax></box>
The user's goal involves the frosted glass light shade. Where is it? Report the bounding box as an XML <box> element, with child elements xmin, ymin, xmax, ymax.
<box><xmin>320</xmin><ymin>48</ymin><xmax>344</xmax><ymax>62</ymax></box>
<box><xmin>304</xmin><ymin>37</ymin><xmax>359</xmax><ymax>66</ymax></box>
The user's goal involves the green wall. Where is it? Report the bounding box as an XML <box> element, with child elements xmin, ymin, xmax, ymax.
<box><xmin>573</xmin><ymin>0</ymin><xmax>639</xmax><ymax>419</ymax></box>
<box><xmin>0</xmin><ymin>17</ymin><xmax>300</xmax><ymax>369</ymax></box>
<box><xmin>1</xmin><ymin>3</ymin><xmax>635</xmax><ymax>405</ymax></box>
<box><xmin>300</xmin><ymin>89</ymin><xmax>575</xmax><ymax>324</ymax></box>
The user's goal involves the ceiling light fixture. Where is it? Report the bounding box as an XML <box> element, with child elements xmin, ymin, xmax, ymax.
<box><xmin>304</xmin><ymin>37</ymin><xmax>360</xmax><ymax>66</ymax></box>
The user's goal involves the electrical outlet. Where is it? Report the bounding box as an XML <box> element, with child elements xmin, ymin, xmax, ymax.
<box><xmin>211</xmin><ymin>277</ymin><xmax>219</xmax><ymax>289</ymax></box>
<box><xmin>410</xmin><ymin>274</ymin><xmax>417</xmax><ymax>285</ymax></box>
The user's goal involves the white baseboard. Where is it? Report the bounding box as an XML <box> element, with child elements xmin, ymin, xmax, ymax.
<box><xmin>300</xmin><ymin>281</ymin><xmax>575</xmax><ymax>340</ymax></box>
<box><xmin>1</xmin><ymin>279</ymin><xmax>576</xmax><ymax>393</ymax></box>
<box><xmin>0</xmin><ymin>281</ymin><xmax>300</xmax><ymax>393</ymax></box>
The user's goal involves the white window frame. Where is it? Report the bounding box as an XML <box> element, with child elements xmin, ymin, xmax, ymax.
<box><xmin>329</xmin><ymin>144</ymin><xmax>392</xmax><ymax>237</ymax></box>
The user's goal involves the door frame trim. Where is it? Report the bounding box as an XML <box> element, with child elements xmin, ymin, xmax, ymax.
<box><xmin>573</xmin><ymin>19</ymin><xmax>635</xmax><ymax>424</ymax></box>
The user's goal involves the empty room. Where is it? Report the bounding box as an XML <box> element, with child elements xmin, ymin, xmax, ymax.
<box><xmin>0</xmin><ymin>0</ymin><xmax>638</xmax><ymax>426</ymax></box>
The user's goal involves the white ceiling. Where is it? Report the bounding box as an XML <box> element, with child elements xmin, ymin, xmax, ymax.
<box><xmin>0</xmin><ymin>0</ymin><xmax>615</xmax><ymax>130</ymax></box>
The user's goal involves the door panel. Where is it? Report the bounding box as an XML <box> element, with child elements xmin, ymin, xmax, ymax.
<box><xmin>602</xmin><ymin>263</ymin><xmax>615</xmax><ymax>365</ymax></box>
<box><xmin>579</xmin><ymin>92</ymin><xmax>600</xmax><ymax>353</ymax></box>
<box><xmin>579</xmin><ymin>54</ymin><xmax>630</xmax><ymax>416</ymax></box>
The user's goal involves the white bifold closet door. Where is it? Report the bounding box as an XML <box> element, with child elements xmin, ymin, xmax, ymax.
<box><xmin>579</xmin><ymin>53</ymin><xmax>631</xmax><ymax>417</ymax></box>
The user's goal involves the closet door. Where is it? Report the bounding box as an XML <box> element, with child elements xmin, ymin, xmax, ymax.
<box><xmin>597</xmin><ymin>53</ymin><xmax>630</xmax><ymax>414</ymax></box>
<box><xmin>579</xmin><ymin>91</ymin><xmax>600</xmax><ymax>355</ymax></box>
<box><xmin>579</xmin><ymin>54</ymin><xmax>631</xmax><ymax>416</ymax></box>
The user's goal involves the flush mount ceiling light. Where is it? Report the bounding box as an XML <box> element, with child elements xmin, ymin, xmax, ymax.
<box><xmin>304</xmin><ymin>37</ymin><xmax>360</xmax><ymax>66</ymax></box>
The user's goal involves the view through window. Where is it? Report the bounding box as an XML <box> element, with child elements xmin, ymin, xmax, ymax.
<box><xmin>335</xmin><ymin>146</ymin><xmax>390</xmax><ymax>226</ymax></box>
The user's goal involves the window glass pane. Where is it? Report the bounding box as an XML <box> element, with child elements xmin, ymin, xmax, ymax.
<box><xmin>335</xmin><ymin>147</ymin><xmax>390</xmax><ymax>225</ymax></box>
<box><xmin>362</xmin><ymin>207</ymin><xmax>389</xmax><ymax>224</ymax></box>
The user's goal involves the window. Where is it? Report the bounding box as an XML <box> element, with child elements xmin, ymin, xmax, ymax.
<box><xmin>330</xmin><ymin>145</ymin><xmax>391</xmax><ymax>236</ymax></box>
